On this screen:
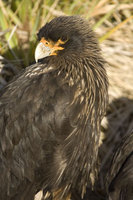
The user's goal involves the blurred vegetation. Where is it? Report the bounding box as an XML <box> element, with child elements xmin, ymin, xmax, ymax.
<box><xmin>0</xmin><ymin>0</ymin><xmax>133</xmax><ymax>67</ymax></box>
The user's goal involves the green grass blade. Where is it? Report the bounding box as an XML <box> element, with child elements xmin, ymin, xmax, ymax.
<box><xmin>93</xmin><ymin>6</ymin><xmax>116</xmax><ymax>30</ymax></box>
<box><xmin>99</xmin><ymin>15</ymin><xmax>133</xmax><ymax>42</ymax></box>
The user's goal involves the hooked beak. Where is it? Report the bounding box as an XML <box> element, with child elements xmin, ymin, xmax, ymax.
<box><xmin>35</xmin><ymin>42</ymin><xmax>51</xmax><ymax>63</ymax></box>
<box><xmin>35</xmin><ymin>37</ymin><xmax>66</xmax><ymax>63</ymax></box>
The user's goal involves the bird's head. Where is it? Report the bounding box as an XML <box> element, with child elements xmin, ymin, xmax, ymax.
<box><xmin>35</xmin><ymin>16</ymin><xmax>100</xmax><ymax>62</ymax></box>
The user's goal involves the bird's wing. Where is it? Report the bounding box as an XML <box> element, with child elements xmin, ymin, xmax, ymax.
<box><xmin>108</xmin><ymin>133</ymin><xmax>133</xmax><ymax>200</ymax></box>
<box><xmin>0</xmin><ymin>62</ymin><xmax>76</xmax><ymax>198</ymax></box>
<box><xmin>108</xmin><ymin>133</ymin><xmax>133</xmax><ymax>182</ymax></box>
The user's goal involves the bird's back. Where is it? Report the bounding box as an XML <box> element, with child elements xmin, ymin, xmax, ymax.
<box><xmin>0</xmin><ymin>62</ymin><xmax>74</xmax><ymax>199</ymax></box>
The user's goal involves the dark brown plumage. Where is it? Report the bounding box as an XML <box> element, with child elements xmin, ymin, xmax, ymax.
<box><xmin>106</xmin><ymin>132</ymin><xmax>133</xmax><ymax>200</ymax></box>
<box><xmin>0</xmin><ymin>16</ymin><xmax>108</xmax><ymax>200</ymax></box>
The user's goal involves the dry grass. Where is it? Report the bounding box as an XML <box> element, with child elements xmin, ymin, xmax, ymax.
<box><xmin>97</xmin><ymin>19</ymin><xmax>133</xmax><ymax>191</ymax></box>
<box><xmin>100</xmin><ymin>18</ymin><xmax>133</xmax><ymax>134</ymax></box>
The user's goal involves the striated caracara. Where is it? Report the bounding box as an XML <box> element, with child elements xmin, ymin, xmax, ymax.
<box><xmin>0</xmin><ymin>16</ymin><xmax>108</xmax><ymax>200</ymax></box>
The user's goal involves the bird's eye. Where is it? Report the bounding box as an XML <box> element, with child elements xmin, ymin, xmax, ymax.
<box><xmin>62</xmin><ymin>36</ymin><xmax>67</xmax><ymax>41</ymax></box>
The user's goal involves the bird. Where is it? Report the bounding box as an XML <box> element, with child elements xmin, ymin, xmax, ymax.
<box><xmin>0</xmin><ymin>16</ymin><xmax>108</xmax><ymax>200</ymax></box>
<box><xmin>106</xmin><ymin>132</ymin><xmax>133</xmax><ymax>200</ymax></box>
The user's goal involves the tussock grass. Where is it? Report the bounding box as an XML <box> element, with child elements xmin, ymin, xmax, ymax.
<box><xmin>0</xmin><ymin>0</ymin><xmax>132</xmax><ymax>65</ymax></box>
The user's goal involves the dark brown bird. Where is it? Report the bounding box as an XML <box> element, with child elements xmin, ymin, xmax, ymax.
<box><xmin>106</xmin><ymin>132</ymin><xmax>133</xmax><ymax>200</ymax></box>
<box><xmin>0</xmin><ymin>16</ymin><xmax>108</xmax><ymax>200</ymax></box>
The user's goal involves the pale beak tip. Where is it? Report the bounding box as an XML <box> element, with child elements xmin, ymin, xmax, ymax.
<box><xmin>35</xmin><ymin>58</ymin><xmax>38</xmax><ymax>63</ymax></box>
<box><xmin>35</xmin><ymin>42</ymin><xmax>51</xmax><ymax>63</ymax></box>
